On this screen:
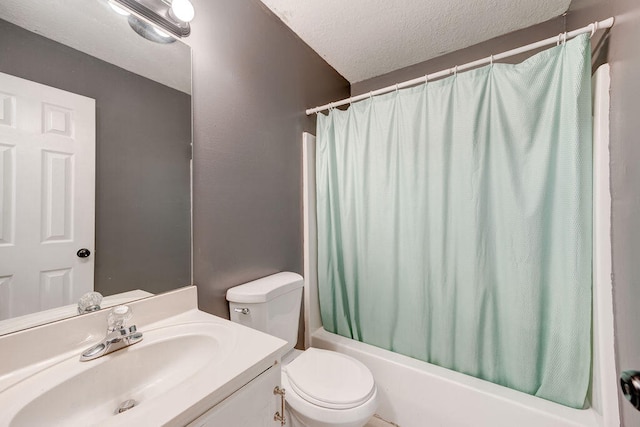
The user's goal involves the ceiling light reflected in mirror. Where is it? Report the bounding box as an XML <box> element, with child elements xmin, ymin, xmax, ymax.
<box><xmin>108</xmin><ymin>1</ymin><xmax>130</xmax><ymax>16</ymax></box>
<box><xmin>129</xmin><ymin>15</ymin><xmax>176</xmax><ymax>44</ymax></box>
<box><xmin>107</xmin><ymin>0</ymin><xmax>195</xmax><ymax>43</ymax></box>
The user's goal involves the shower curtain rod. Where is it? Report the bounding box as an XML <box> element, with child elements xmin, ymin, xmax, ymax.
<box><xmin>306</xmin><ymin>17</ymin><xmax>614</xmax><ymax>115</ymax></box>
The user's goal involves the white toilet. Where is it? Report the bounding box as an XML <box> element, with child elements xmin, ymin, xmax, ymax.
<box><xmin>226</xmin><ymin>272</ymin><xmax>378</xmax><ymax>427</ymax></box>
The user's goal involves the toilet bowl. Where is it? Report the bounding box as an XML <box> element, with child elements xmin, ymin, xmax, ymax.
<box><xmin>281</xmin><ymin>348</ymin><xmax>377</xmax><ymax>427</ymax></box>
<box><xmin>226</xmin><ymin>272</ymin><xmax>378</xmax><ymax>427</ymax></box>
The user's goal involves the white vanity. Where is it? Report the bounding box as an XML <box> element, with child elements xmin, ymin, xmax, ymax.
<box><xmin>0</xmin><ymin>287</ymin><xmax>289</xmax><ymax>426</ymax></box>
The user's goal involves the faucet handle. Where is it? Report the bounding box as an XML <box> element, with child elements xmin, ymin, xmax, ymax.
<box><xmin>78</xmin><ymin>291</ymin><xmax>103</xmax><ymax>314</ymax></box>
<box><xmin>108</xmin><ymin>305</ymin><xmax>133</xmax><ymax>331</ymax></box>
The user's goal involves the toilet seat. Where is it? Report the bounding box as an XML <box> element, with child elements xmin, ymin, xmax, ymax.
<box><xmin>283</xmin><ymin>348</ymin><xmax>376</xmax><ymax>410</ymax></box>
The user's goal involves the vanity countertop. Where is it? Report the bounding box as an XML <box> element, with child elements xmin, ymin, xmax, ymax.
<box><xmin>0</xmin><ymin>286</ymin><xmax>288</xmax><ymax>426</ymax></box>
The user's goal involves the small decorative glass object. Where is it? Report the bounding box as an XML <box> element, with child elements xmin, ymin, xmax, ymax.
<box><xmin>77</xmin><ymin>291</ymin><xmax>104</xmax><ymax>314</ymax></box>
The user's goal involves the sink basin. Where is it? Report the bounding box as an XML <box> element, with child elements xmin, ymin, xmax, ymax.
<box><xmin>2</xmin><ymin>322</ymin><xmax>236</xmax><ymax>427</ymax></box>
<box><xmin>0</xmin><ymin>289</ymin><xmax>288</xmax><ymax>427</ymax></box>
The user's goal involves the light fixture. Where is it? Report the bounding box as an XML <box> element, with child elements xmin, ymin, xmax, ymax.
<box><xmin>128</xmin><ymin>15</ymin><xmax>176</xmax><ymax>44</ymax></box>
<box><xmin>108</xmin><ymin>0</ymin><xmax>194</xmax><ymax>40</ymax></box>
<box><xmin>108</xmin><ymin>0</ymin><xmax>131</xmax><ymax>16</ymax></box>
<box><xmin>169</xmin><ymin>0</ymin><xmax>195</xmax><ymax>23</ymax></box>
<box><xmin>152</xmin><ymin>26</ymin><xmax>172</xmax><ymax>38</ymax></box>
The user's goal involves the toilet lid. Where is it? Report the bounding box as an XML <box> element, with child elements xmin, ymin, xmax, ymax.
<box><xmin>283</xmin><ymin>348</ymin><xmax>375</xmax><ymax>410</ymax></box>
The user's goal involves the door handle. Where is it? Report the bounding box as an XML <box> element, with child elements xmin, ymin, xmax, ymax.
<box><xmin>620</xmin><ymin>370</ymin><xmax>640</xmax><ymax>410</ymax></box>
<box><xmin>77</xmin><ymin>248</ymin><xmax>91</xmax><ymax>258</ymax></box>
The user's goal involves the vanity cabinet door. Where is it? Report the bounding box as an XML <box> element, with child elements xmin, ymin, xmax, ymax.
<box><xmin>188</xmin><ymin>364</ymin><xmax>282</xmax><ymax>427</ymax></box>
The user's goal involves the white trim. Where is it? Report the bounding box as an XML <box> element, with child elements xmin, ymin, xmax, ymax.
<box><xmin>302</xmin><ymin>132</ymin><xmax>321</xmax><ymax>348</ymax></box>
<box><xmin>591</xmin><ymin>63</ymin><xmax>620</xmax><ymax>426</ymax></box>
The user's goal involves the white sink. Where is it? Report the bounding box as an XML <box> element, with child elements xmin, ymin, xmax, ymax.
<box><xmin>5</xmin><ymin>323</ymin><xmax>234</xmax><ymax>427</ymax></box>
<box><xmin>0</xmin><ymin>289</ymin><xmax>287</xmax><ymax>427</ymax></box>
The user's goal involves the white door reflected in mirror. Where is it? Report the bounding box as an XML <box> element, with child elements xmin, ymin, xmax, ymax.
<box><xmin>0</xmin><ymin>71</ymin><xmax>95</xmax><ymax>320</ymax></box>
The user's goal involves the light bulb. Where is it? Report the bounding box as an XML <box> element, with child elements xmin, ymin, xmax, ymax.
<box><xmin>170</xmin><ymin>0</ymin><xmax>195</xmax><ymax>23</ymax></box>
<box><xmin>153</xmin><ymin>26</ymin><xmax>172</xmax><ymax>38</ymax></box>
<box><xmin>108</xmin><ymin>0</ymin><xmax>130</xmax><ymax>16</ymax></box>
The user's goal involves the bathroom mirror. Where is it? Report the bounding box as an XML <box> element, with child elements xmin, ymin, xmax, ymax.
<box><xmin>0</xmin><ymin>0</ymin><xmax>192</xmax><ymax>335</ymax></box>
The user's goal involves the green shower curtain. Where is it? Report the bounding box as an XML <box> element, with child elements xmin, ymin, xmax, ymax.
<box><xmin>316</xmin><ymin>34</ymin><xmax>592</xmax><ymax>408</ymax></box>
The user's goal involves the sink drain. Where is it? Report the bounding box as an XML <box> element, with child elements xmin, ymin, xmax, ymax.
<box><xmin>115</xmin><ymin>399</ymin><xmax>138</xmax><ymax>414</ymax></box>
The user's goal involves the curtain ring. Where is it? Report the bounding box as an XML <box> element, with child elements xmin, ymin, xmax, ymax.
<box><xmin>557</xmin><ymin>33</ymin><xmax>562</xmax><ymax>46</ymax></box>
<box><xmin>369</xmin><ymin>91</ymin><xmax>373</xmax><ymax>101</ymax></box>
<box><xmin>453</xmin><ymin>65</ymin><xmax>458</xmax><ymax>76</ymax></box>
<box><xmin>562</xmin><ymin>32</ymin><xmax>567</xmax><ymax>44</ymax></box>
<box><xmin>395</xmin><ymin>83</ymin><xmax>399</xmax><ymax>93</ymax></box>
<box><xmin>424</xmin><ymin>74</ymin><xmax>429</xmax><ymax>84</ymax></box>
<box><xmin>490</xmin><ymin>54</ymin><xmax>494</xmax><ymax>66</ymax></box>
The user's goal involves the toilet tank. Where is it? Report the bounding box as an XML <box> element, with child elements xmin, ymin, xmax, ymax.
<box><xmin>226</xmin><ymin>272</ymin><xmax>303</xmax><ymax>351</ymax></box>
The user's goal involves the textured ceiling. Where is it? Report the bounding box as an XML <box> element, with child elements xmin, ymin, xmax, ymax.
<box><xmin>0</xmin><ymin>0</ymin><xmax>191</xmax><ymax>94</ymax></box>
<box><xmin>259</xmin><ymin>0</ymin><xmax>573</xmax><ymax>83</ymax></box>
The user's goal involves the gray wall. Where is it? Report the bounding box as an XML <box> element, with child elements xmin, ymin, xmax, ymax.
<box><xmin>188</xmin><ymin>0</ymin><xmax>349</xmax><ymax>320</ymax></box>
<box><xmin>568</xmin><ymin>1</ymin><xmax>640</xmax><ymax>425</ymax></box>
<box><xmin>0</xmin><ymin>19</ymin><xmax>191</xmax><ymax>296</ymax></box>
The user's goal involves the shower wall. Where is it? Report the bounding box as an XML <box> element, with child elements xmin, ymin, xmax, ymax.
<box><xmin>568</xmin><ymin>1</ymin><xmax>640</xmax><ymax>426</ymax></box>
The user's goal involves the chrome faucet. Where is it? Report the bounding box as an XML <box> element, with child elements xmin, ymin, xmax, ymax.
<box><xmin>80</xmin><ymin>305</ymin><xmax>143</xmax><ymax>362</ymax></box>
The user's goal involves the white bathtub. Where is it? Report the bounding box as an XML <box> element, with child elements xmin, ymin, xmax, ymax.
<box><xmin>301</xmin><ymin>66</ymin><xmax>619</xmax><ymax>427</ymax></box>
<box><xmin>312</xmin><ymin>327</ymin><xmax>600</xmax><ymax>427</ymax></box>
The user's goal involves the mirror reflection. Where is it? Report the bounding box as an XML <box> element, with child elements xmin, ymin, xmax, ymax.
<box><xmin>0</xmin><ymin>0</ymin><xmax>192</xmax><ymax>334</ymax></box>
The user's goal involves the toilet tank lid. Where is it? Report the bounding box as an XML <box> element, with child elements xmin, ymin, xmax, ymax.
<box><xmin>226</xmin><ymin>272</ymin><xmax>303</xmax><ymax>303</ymax></box>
